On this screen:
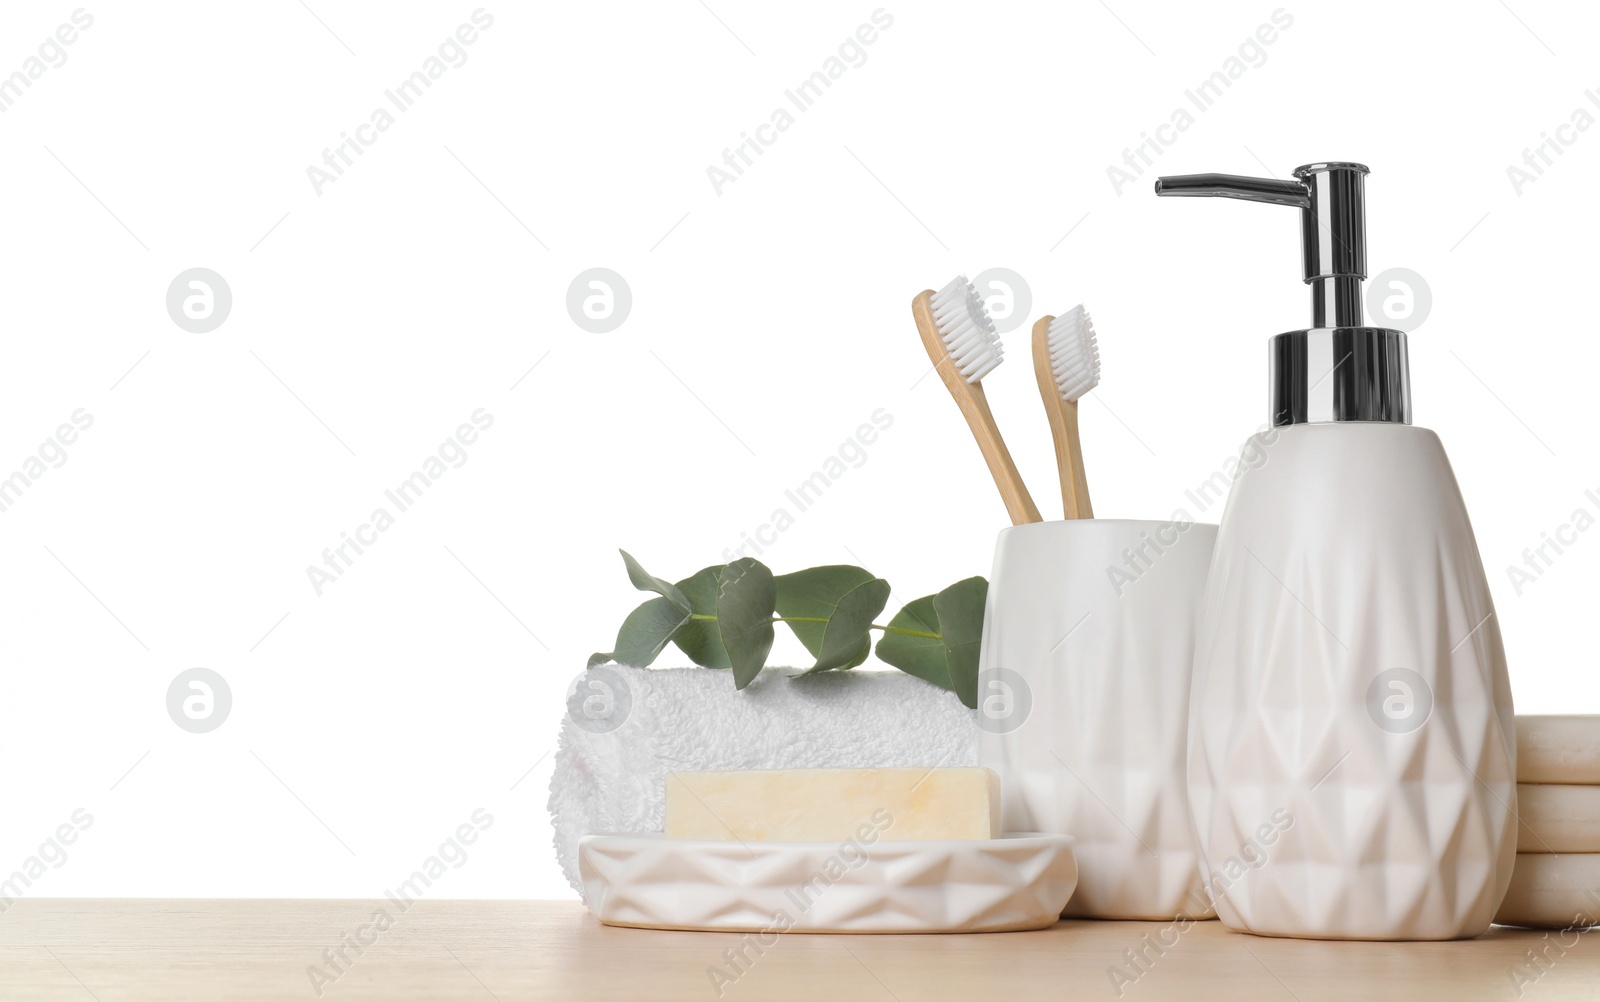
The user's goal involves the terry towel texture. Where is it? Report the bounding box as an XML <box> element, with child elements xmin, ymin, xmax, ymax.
<box><xmin>548</xmin><ymin>666</ymin><xmax>978</xmax><ymax>896</ymax></box>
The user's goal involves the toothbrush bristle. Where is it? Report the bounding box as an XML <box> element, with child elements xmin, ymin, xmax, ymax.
<box><xmin>930</xmin><ymin>275</ymin><xmax>1003</xmax><ymax>384</ymax></box>
<box><xmin>1047</xmin><ymin>305</ymin><xmax>1101</xmax><ymax>403</ymax></box>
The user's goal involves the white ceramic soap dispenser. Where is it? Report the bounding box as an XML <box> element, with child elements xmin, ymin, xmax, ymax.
<box><xmin>1155</xmin><ymin>163</ymin><xmax>1516</xmax><ymax>940</ymax></box>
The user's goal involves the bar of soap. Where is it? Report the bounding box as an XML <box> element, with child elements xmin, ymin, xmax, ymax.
<box><xmin>1517</xmin><ymin>715</ymin><xmax>1600</xmax><ymax>784</ymax></box>
<box><xmin>1496</xmin><ymin>854</ymin><xmax>1600</xmax><ymax>929</ymax></box>
<box><xmin>664</xmin><ymin>767</ymin><xmax>1000</xmax><ymax>841</ymax></box>
<box><xmin>1517</xmin><ymin>784</ymin><xmax>1600</xmax><ymax>853</ymax></box>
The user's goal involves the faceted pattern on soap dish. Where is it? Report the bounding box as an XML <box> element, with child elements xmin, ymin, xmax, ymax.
<box><xmin>578</xmin><ymin>834</ymin><xmax>1078</xmax><ymax>933</ymax></box>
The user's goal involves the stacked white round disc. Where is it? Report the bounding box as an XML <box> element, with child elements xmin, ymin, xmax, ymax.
<box><xmin>1495</xmin><ymin>716</ymin><xmax>1600</xmax><ymax>928</ymax></box>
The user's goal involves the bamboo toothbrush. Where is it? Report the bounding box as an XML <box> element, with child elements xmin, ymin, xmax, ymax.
<box><xmin>912</xmin><ymin>276</ymin><xmax>1041</xmax><ymax>525</ymax></box>
<box><xmin>1031</xmin><ymin>305</ymin><xmax>1101</xmax><ymax>519</ymax></box>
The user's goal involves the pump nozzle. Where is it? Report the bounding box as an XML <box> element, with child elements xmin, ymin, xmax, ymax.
<box><xmin>1152</xmin><ymin>173</ymin><xmax>1310</xmax><ymax>208</ymax></box>
<box><xmin>1153</xmin><ymin>162</ymin><xmax>1409</xmax><ymax>427</ymax></box>
<box><xmin>1155</xmin><ymin>163</ymin><xmax>1368</xmax><ymax>329</ymax></box>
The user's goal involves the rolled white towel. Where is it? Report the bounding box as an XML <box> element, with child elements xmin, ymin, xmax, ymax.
<box><xmin>547</xmin><ymin>665</ymin><xmax>978</xmax><ymax>896</ymax></box>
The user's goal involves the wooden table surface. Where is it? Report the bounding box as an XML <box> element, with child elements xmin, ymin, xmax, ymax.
<box><xmin>0</xmin><ymin>899</ymin><xmax>1593</xmax><ymax>1000</ymax></box>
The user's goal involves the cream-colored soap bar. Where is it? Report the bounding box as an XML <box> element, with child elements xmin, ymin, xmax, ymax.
<box><xmin>664</xmin><ymin>767</ymin><xmax>1000</xmax><ymax>841</ymax></box>
<box><xmin>1517</xmin><ymin>784</ymin><xmax>1600</xmax><ymax>853</ymax></box>
<box><xmin>1496</xmin><ymin>854</ymin><xmax>1600</xmax><ymax>929</ymax></box>
<box><xmin>1517</xmin><ymin>715</ymin><xmax>1600</xmax><ymax>784</ymax></box>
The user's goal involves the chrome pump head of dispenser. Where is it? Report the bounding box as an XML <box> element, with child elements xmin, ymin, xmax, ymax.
<box><xmin>1153</xmin><ymin>162</ymin><xmax>1411</xmax><ymax>427</ymax></box>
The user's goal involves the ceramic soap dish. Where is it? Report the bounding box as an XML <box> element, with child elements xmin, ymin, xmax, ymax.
<box><xmin>578</xmin><ymin>832</ymin><xmax>1077</xmax><ymax>933</ymax></box>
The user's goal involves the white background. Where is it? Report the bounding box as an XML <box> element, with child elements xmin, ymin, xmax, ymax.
<box><xmin>0</xmin><ymin>0</ymin><xmax>1595</xmax><ymax>901</ymax></box>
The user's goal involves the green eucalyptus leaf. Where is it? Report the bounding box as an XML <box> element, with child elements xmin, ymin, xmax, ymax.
<box><xmin>717</xmin><ymin>558</ymin><xmax>776</xmax><ymax>689</ymax></box>
<box><xmin>874</xmin><ymin>595</ymin><xmax>951</xmax><ymax>691</ymax></box>
<box><xmin>619</xmin><ymin>549</ymin><xmax>691</xmax><ymax>614</ymax></box>
<box><xmin>934</xmin><ymin>577</ymin><xmax>988</xmax><ymax>709</ymax></box>
<box><xmin>796</xmin><ymin>577</ymin><xmax>891</xmax><ymax>675</ymax></box>
<box><xmin>774</xmin><ymin>565</ymin><xmax>876</xmax><ymax>656</ymax></box>
<box><xmin>835</xmin><ymin>638</ymin><xmax>874</xmax><ymax>671</ymax></box>
<box><xmin>588</xmin><ymin>596</ymin><xmax>690</xmax><ymax>669</ymax></box>
<box><xmin>671</xmin><ymin>565</ymin><xmax>730</xmax><ymax>669</ymax></box>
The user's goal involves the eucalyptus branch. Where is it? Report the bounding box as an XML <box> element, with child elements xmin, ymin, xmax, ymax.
<box><xmin>690</xmin><ymin>612</ymin><xmax>942</xmax><ymax>640</ymax></box>
<box><xmin>591</xmin><ymin>550</ymin><xmax>987</xmax><ymax>708</ymax></box>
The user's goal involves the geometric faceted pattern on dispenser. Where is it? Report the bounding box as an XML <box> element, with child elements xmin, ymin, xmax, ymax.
<box><xmin>578</xmin><ymin>832</ymin><xmax>1078</xmax><ymax>933</ymax></box>
<box><xmin>1188</xmin><ymin>424</ymin><xmax>1517</xmax><ymax>940</ymax></box>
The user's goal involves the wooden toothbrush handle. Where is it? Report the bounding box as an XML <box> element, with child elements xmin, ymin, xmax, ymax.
<box><xmin>1060</xmin><ymin>399</ymin><xmax>1093</xmax><ymax>519</ymax></box>
<box><xmin>1031</xmin><ymin>315</ymin><xmax>1093</xmax><ymax>520</ymax></box>
<box><xmin>914</xmin><ymin>292</ymin><xmax>1041</xmax><ymax>526</ymax></box>
<box><xmin>953</xmin><ymin>381</ymin><xmax>1043</xmax><ymax>526</ymax></box>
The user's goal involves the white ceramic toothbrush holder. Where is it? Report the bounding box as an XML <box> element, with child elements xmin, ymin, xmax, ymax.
<box><xmin>978</xmin><ymin>518</ymin><xmax>1218</xmax><ymax>920</ymax></box>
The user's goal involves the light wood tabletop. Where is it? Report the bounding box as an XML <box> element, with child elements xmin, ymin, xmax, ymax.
<box><xmin>0</xmin><ymin>899</ymin><xmax>1594</xmax><ymax>1000</ymax></box>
